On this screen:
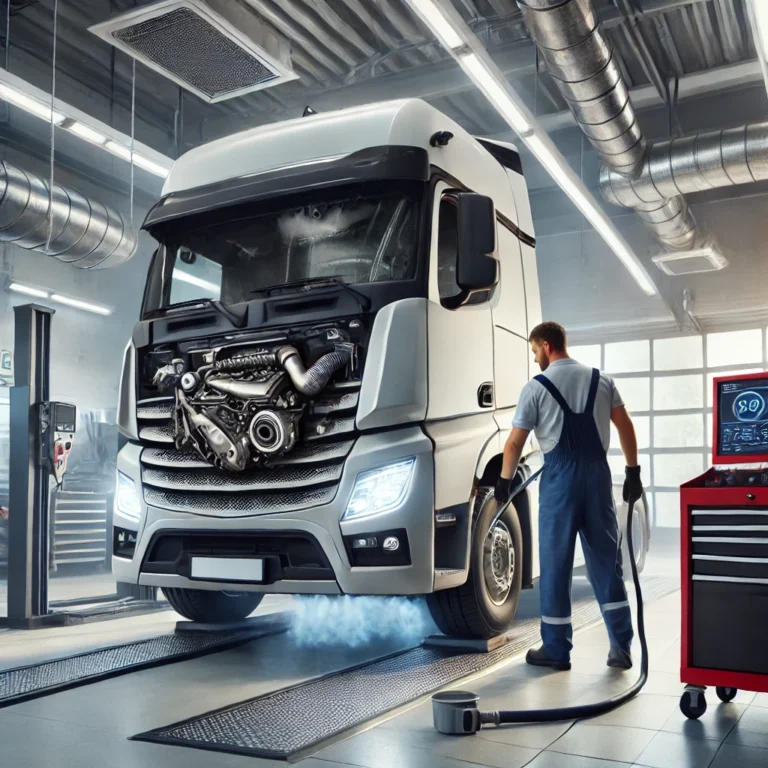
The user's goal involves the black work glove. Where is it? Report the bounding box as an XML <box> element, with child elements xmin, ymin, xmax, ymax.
<box><xmin>495</xmin><ymin>476</ymin><xmax>512</xmax><ymax>504</ymax></box>
<box><xmin>623</xmin><ymin>466</ymin><xmax>643</xmax><ymax>504</ymax></box>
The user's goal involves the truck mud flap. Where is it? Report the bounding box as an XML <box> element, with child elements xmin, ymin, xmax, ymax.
<box><xmin>0</xmin><ymin>613</ymin><xmax>288</xmax><ymax>709</ymax></box>
<box><xmin>132</xmin><ymin>575</ymin><xmax>677</xmax><ymax>761</ymax></box>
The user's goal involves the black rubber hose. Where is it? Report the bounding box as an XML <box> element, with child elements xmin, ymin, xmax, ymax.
<box><xmin>491</xmin><ymin>496</ymin><xmax>647</xmax><ymax>724</ymax></box>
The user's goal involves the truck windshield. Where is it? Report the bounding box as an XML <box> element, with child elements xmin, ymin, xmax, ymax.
<box><xmin>151</xmin><ymin>187</ymin><xmax>420</xmax><ymax>309</ymax></box>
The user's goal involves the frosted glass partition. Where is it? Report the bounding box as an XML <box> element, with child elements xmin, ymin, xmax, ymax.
<box><xmin>655</xmin><ymin>492</ymin><xmax>681</xmax><ymax>528</ymax></box>
<box><xmin>570</xmin><ymin>344</ymin><xmax>602</xmax><ymax>369</ymax></box>
<box><xmin>653</xmin><ymin>374</ymin><xmax>704</xmax><ymax>411</ymax></box>
<box><xmin>604</xmin><ymin>340</ymin><xmax>650</xmax><ymax>373</ymax></box>
<box><xmin>615</xmin><ymin>377</ymin><xmax>650</xmax><ymax>412</ymax></box>
<box><xmin>611</xmin><ymin>415</ymin><xmax>650</xmax><ymax>450</ymax></box>
<box><xmin>707</xmin><ymin>329</ymin><xmax>763</xmax><ymax>368</ymax></box>
<box><xmin>654</xmin><ymin>414</ymin><xmax>704</xmax><ymax>448</ymax></box>
<box><xmin>591</xmin><ymin>326</ymin><xmax>767</xmax><ymax>529</ymax></box>
<box><xmin>653</xmin><ymin>453</ymin><xmax>705</xmax><ymax>488</ymax></box>
<box><xmin>654</xmin><ymin>336</ymin><xmax>703</xmax><ymax>371</ymax></box>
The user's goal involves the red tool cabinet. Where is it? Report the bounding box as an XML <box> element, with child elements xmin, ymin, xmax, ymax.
<box><xmin>679</xmin><ymin>372</ymin><xmax>768</xmax><ymax>718</ymax></box>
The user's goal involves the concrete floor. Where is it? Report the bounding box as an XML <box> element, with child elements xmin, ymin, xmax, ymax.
<box><xmin>1</xmin><ymin>534</ymin><xmax>764</xmax><ymax>768</ymax></box>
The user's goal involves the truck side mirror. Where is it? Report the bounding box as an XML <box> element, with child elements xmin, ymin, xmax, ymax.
<box><xmin>456</xmin><ymin>193</ymin><xmax>498</xmax><ymax>296</ymax></box>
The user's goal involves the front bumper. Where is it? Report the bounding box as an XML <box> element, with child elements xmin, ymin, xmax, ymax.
<box><xmin>113</xmin><ymin>427</ymin><xmax>437</xmax><ymax>596</ymax></box>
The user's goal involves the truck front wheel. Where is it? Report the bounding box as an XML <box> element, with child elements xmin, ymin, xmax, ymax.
<box><xmin>164</xmin><ymin>587</ymin><xmax>264</xmax><ymax>623</ymax></box>
<box><xmin>428</xmin><ymin>488</ymin><xmax>523</xmax><ymax>639</ymax></box>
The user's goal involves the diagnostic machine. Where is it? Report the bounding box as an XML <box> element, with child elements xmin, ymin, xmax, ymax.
<box><xmin>679</xmin><ymin>371</ymin><xmax>768</xmax><ymax>719</ymax></box>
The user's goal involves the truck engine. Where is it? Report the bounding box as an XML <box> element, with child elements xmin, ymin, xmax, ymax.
<box><xmin>141</xmin><ymin>323</ymin><xmax>362</xmax><ymax>476</ymax></box>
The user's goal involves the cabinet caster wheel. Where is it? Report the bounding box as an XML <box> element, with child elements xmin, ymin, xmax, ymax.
<box><xmin>716</xmin><ymin>687</ymin><xmax>738</xmax><ymax>703</ymax></box>
<box><xmin>680</xmin><ymin>689</ymin><xmax>707</xmax><ymax>719</ymax></box>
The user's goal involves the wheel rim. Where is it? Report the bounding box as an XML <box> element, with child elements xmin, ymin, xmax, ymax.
<box><xmin>483</xmin><ymin>520</ymin><xmax>515</xmax><ymax>606</ymax></box>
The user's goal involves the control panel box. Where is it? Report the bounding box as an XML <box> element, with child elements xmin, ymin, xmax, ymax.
<box><xmin>713</xmin><ymin>372</ymin><xmax>768</xmax><ymax>464</ymax></box>
<box><xmin>681</xmin><ymin>370</ymin><xmax>768</xmax><ymax>694</ymax></box>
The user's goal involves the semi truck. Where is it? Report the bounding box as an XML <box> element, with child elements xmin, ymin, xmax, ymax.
<box><xmin>113</xmin><ymin>99</ymin><xmax>647</xmax><ymax>639</ymax></box>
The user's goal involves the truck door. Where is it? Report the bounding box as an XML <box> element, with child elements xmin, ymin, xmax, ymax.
<box><xmin>492</xmin><ymin>218</ymin><xmax>542</xmax><ymax>581</ymax></box>
<box><xmin>425</xmin><ymin>183</ymin><xmax>496</xmax><ymax>510</ymax></box>
<box><xmin>491</xmin><ymin>223</ymin><xmax>530</xmax><ymax>424</ymax></box>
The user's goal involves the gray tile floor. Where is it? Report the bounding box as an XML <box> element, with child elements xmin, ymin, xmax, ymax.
<box><xmin>1</xmin><ymin>538</ymin><xmax>765</xmax><ymax>768</ymax></box>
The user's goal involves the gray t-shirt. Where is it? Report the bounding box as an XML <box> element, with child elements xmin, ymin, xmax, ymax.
<box><xmin>513</xmin><ymin>358</ymin><xmax>624</xmax><ymax>453</ymax></box>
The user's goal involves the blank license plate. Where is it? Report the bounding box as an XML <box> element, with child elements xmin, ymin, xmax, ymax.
<box><xmin>190</xmin><ymin>557</ymin><xmax>264</xmax><ymax>583</ymax></box>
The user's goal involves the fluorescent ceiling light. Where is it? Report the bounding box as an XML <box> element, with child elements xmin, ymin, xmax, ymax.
<box><xmin>132</xmin><ymin>153</ymin><xmax>171</xmax><ymax>178</ymax></box>
<box><xmin>408</xmin><ymin>0</ymin><xmax>464</xmax><ymax>50</ymax></box>
<box><xmin>50</xmin><ymin>294</ymin><xmax>112</xmax><ymax>316</ymax></box>
<box><xmin>173</xmin><ymin>269</ymin><xmax>220</xmax><ymax>294</ymax></box>
<box><xmin>68</xmin><ymin>121</ymin><xmax>108</xmax><ymax>145</ymax></box>
<box><xmin>105</xmin><ymin>140</ymin><xmax>132</xmax><ymax>162</ymax></box>
<box><xmin>526</xmin><ymin>136</ymin><xmax>656</xmax><ymax>296</ymax></box>
<box><xmin>0</xmin><ymin>69</ymin><xmax>173</xmax><ymax>180</ymax></box>
<box><xmin>0</xmin><ymin>83</ymin><xmax>65</xmax><ymax>124</ymax></box>
<box><xmin>460</xmin><ymin>53</ymin><xmax>531</xmax><ymax>136</ymax></box>
<box><xmin>9</xmin><ymin>282</ymin><xmax>50</xmax><ymax>298</ymax></box>
<box><xmin>104</xmin><ymin>141</ymin><xmax>169</xmax><ymax>177</ymax></box>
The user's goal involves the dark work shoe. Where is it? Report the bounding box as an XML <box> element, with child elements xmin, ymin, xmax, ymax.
<box><xmin>607</xmin><ymin>647</ymin><xmax>633</xmax><ymax>670</ymax></box>
<box><xmin>526</xmin><ymin>646</ymin><xmax>571</xmax><ymax>671</ymax></box>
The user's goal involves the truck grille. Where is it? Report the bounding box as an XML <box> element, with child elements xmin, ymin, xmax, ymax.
<box><xmin>137</xmin><ymin>385</ymin><xmax>359</xmax><ymax>517</ymax></box>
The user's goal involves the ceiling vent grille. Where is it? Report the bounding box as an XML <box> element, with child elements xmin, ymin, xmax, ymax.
<box><xmin>89</xmin><ymin>0</ymin><xmax>297</xmax><ymax>103</ymax></box>
<box><xmin>652</xmin><ymin>246</ymin><xmax>729</xmax><ymax>276</ymax></box>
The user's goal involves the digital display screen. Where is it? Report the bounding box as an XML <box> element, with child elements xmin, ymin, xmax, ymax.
<box><xmin>53</xmin><ymin>403</ymin><xmax>76</xmax><ymax>433</ymax></box>
<box><xmin>718</xmin><ymin>378</ymin><xmax>768</xmax><ymax>457</ymax></box>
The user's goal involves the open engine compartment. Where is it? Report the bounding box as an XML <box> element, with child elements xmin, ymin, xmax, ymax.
<box><xmin>137</xmin><ymin>317</ymin><xmax>367</xmax><ymax>475</ymax></box>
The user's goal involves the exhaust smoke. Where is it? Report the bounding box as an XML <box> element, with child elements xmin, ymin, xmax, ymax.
<box><xmin>290</xmin><ymin>596</ymin><xmax>435</xmax><ymax>648</ymax></box>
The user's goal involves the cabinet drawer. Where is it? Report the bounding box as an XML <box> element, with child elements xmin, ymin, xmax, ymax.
<box><xmin>692</xmin><ymin>580</ymin><xmax>768</xmax><ymax>674</ymax></box>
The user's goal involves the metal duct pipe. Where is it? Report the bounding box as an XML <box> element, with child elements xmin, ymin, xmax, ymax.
<box><xmin>518</xmin><ymin>0</ymin><xmax>698</xmax><ymax>250</ymax></box>
<box><xmin>600</xmin><ymin>122</ymin><xmax>768</xmax><ymax>206</ymax></box>
<box><xmin>0</xmin><ymin>161</ymin><xmax>136</xmax><ymax>269</ymax></box>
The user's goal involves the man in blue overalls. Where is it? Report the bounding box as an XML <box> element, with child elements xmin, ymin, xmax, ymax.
<box><xmin>496</xmin><ymin>322</ymin><xmax>644</xmax><ymax>671</ymax></box>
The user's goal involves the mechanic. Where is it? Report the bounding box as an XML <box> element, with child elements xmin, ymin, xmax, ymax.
<box><xmin>497</xmin><ymin>321</ymin><xmax>643</xmax><ymax>672</ymax></box>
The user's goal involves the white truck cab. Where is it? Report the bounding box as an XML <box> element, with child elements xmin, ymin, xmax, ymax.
<box><xmin>113</xmin><ymin>99</ymin><xmax>547</xmax><ymax>638</ymax></box>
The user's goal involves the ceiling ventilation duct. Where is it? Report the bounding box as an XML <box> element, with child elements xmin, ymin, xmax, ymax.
<box><xmin>89</xmin><ymin>0</ymin><xmax>297</xmax><ymax>103</ymax></box>
<box><xmin>518</xmin><ymin>0</ymin><xmax>700</xmax><ymax>254</ymax></box>
<box><xmin>0</xmin><ymin>161</ymin><xmax>136</xmax><ymax>269</ymax></box>
<box><xmin>652</xmin><ymin>245</ymin><xmax>728</xmax><ymax>276</ymax></box>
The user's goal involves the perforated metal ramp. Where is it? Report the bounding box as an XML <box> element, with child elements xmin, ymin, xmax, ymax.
<box><xmin>0</xmin><ymin>613</ymin><xmax>288</xmax><ymax>709</ymax></box>
<box><xmin>133</xmin><ymin>575</ymin><xmax>677</xmax><ymax>760</ymax></box>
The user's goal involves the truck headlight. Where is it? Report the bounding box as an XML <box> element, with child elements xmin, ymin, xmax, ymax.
<box><xmin>116</xmin><ymin>471</ymin><xmax>141</xmax><ymax>522</ymax></box>
<box><xmin>343</xmin><ymin>458</ymin><xmax>415</xmax><ymax>521</ymax></box>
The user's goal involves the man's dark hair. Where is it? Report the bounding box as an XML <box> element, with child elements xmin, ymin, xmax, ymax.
<box><xmin>529</xmin><ymin>321</ymin><xmax>567</xmax><ymax>352</ymax></box>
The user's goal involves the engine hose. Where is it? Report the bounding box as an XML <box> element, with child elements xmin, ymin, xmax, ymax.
<box><xmin>277</xmin><ymin>345</ymin><xmax>351</xmax><ymax>396</ymax></box>
<box><xmin>215</xmin><ymin>353</ymin><xmax>277</xmax><ymax>373</ymax></box>
<box><xmin>435</xmin><ymin>489</ymin><xmax>646</xmax><ymax>730</ymax></box>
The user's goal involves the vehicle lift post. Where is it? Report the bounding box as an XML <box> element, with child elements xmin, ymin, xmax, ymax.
<box><xmin>6</xmin><ymin>305</ymin><xmax>55</xmax><ymax>628</ymax></box>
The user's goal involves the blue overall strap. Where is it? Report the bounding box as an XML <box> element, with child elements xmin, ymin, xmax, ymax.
<box><xmin>584</xmin><ymin>368</ymin><xmax>601</xmax><ymax>414</ymax></box>
<box><xmin>534</xmin><ymin>374</ymin><xmax>571</xmax><ymax>413</ymax></box>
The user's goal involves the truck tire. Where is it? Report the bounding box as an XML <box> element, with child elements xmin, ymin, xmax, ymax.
<box><xmin>427</xmin><ymin>488</ymin><xmax>523</xmax><ymax>639</ymax></box>
<box><xmin>163</xmin><ymin>588</ymin><xmax>264</xmax><ymax>623</ymax></box>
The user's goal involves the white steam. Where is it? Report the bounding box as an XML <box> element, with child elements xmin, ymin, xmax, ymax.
<box><xmin>290</xmin><ymin>596</ymin><xmax>434</xmax><ymax>648</ymax></box>
<box><xmin>277</xmin><ymin>203</ymin><xmax>376</xmax><ymax>241</ymax></box>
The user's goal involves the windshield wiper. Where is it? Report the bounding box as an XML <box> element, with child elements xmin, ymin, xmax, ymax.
<box><xmin>253</xmin><ymin>276</ymin><xmax>371</xmax><ymax>311</ymax></box>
